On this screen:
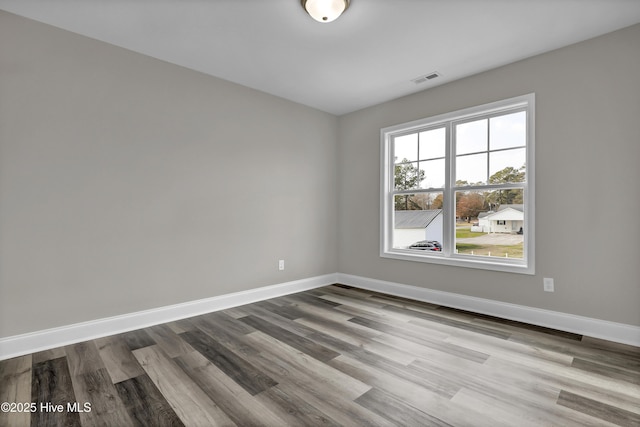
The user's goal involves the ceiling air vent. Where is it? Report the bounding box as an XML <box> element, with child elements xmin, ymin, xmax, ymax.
<box><xmin>411</xmin><ymin>72</ymin><xmax>441</xmax><ymax>85</ymax></box>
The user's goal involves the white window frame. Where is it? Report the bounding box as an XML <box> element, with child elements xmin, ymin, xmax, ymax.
<box><xmin>380</xmin><ymin>94</ymin><xmax>535</xmax><ymax>274</ymax></box>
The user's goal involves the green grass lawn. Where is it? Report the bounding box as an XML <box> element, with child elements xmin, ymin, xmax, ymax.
<box><xmin>454</xmin><ymin>225</ymin><xmax>523</xmax><ymax>258</ymax></box>
<box><xmin>455</xmin><ymin>227</ymin><xmax>484</xmax><ymax>239</ymax></box>
<box><xmin>456</xmin><ymin>243</ymin><xmax>524</xmax><ymax>258</ymax></box>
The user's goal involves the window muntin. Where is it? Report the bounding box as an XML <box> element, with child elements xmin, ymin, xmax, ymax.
<box><xmin>392</xmin><ymin>192</ymin><xmax>443</xmax><ymax>251</ymax></box>
<box><xmin>381</xmin><ymin>94</ymin><xmax>534</xmax><ymax>274</ymax></box>
<box><xmin>394</xmin><ymin>126</ymin><xmax>446</xmax><ymax>191</ymax></box>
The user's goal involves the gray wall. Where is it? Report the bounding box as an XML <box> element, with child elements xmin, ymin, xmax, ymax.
<box><xmin>337</xmin><ymin>24</ymin><xmax>640</xmax><ymax>326</ymax></box>
<box><xmin>0</xmin><ymin>11</ymin><xmax>338</xmax><ymax>337</ymax></box>
<box><xmin>1</xmin><ymin>11</ymin><xmax>638</xmax><ymax>339</ymax></box>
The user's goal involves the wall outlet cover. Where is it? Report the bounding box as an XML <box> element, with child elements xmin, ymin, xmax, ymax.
<box><xmin>543</xmin><ymin>278</ymin><xmax>554</xmax><ymax>292</ymax></box>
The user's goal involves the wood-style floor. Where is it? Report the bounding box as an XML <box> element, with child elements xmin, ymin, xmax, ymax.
<box><xmin>1</xmin><ymin>284</ymin><xmax>639</xmax><ymax>427</ymax></box>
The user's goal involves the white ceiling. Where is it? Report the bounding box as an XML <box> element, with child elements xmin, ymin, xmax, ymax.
<box><xmin>2</xmin><ymin>0</ymin><xmax>640</xmax><ymax>115</ymax></box>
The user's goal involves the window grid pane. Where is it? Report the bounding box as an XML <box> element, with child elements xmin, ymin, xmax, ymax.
<box><xmin>419</xmin><ymin>159</ymin><xmax>445</xmax><ymax>189</ymax></box>
<box><xmin>419</xmin><ymin>127</ymin><xmax>446</xmax><ymax>160</ymax></box>
<box><xmin>382</xmin><ymin>94</ymin><xmax>534</xmax><ymax>274</ymax></box>
<box><xmin>490</xmin><ymin>111</ymin><xmax>527</xmax><ymax>150</ymax></box>
<box><xmin>456</xmin><ymin>119</ymin><xmax>487</xmax><ymax>155</ymax></box>
<box><xmin>394</xmin><ymin>161</ymin><xmax>423</xmax><ymax>190</ymax></box>
<box><xmin>393</xmin><ymin>193</ymin><xmax>444</xmax><ymax>252</ymax></box>
<box><xmin>455</xmin><ymin>189</ymin><xmax>524</xmax><ymax>260</ymax></box>
<box><xmin>455</xmin><ymin>110</ymin><xmax>528</xmax><ymax>187</ymax></box>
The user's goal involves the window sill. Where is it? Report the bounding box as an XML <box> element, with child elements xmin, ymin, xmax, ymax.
<box><xmin>381</xmin><ymin>249</ymin><xmax>535</xmax><ymax>275</ymax></box>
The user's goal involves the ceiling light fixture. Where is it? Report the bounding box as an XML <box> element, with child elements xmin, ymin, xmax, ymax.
<box><xmin>301</xmin><ymin>0</ymin><xmax>350</xmax><ymax>23</ymax></box>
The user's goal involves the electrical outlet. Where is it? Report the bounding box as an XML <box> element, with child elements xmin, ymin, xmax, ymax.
<box><xmin>278</xmin><ymin>260</ymin><xmax>285</xmax><ymax>271</ymax></box>
<box><xmin>543</xmin><ymin>277</ymin><xmax>554</xmax><ymax>292</ymax></box>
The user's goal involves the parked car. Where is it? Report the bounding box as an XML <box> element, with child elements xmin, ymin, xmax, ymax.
<box><xmin>409</xmin><ymin>240</ymin><xmax>442</xmax><ymax>251</ymax></box>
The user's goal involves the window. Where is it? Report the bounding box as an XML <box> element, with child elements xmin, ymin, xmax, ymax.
<box><xmin>381</xmin><ymin>94</ymin><xmax>535</xmax><ymax>274</ymax></box>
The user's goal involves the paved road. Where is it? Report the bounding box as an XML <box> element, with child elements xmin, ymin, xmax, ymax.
<box><xmin>457</xmin><ymin>233</ymin><xmax>524</xmax><ymax>245</ymax></box>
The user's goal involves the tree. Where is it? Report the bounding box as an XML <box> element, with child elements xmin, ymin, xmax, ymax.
<box><xmin>409</xmin><ymin>193</ymin><xmax>430</xmax><ymax>210</ymax></box>
<box><xmin>456</xmin><ymin>192</ymin><xmax>486</xmax><ymax>222</ymax></box>
<box><xmin>394</xmin><ymin>159</ymin><xmax>425</xmax><ymax>210</ymax></box>
<box><xmin>488</xmin><ymin>166</ymin><xmax>525</xmax><ymax>184</ymax></box>
<box><xmin>431</xmin><ymin>193</ymin><xmax>443</xmax><ymax>210</ymax></box>
<box><xmin>486</xmin><ymin>165</ymin><xmax>525</xmax><ymax>207</ymax></box>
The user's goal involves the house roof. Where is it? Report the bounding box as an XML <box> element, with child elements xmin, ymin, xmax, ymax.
<box><xmin>484</xmin><ymin>207</ymin><xmax>524</xmax><ymax>221</ymax></box>
<box><xmin>498</xmin><ymin>204</ymin><xmax>524</xmax><ymax>213</ymax></box>
<box><xmin>394</xmin><ymin>210</ymin><xmax>442</xmax><ymax>229</ymax></box>
<box><xmin>479</xmin><ymin>204</ymin><xmax>524</xmax><ymax>219</ymax></box>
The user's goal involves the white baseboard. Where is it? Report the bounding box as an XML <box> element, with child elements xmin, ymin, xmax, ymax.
<box><xmin>336</xmin><ymin>273</ymin><xmax>640</xmax><ymax>347</ymax></box>
<box><xmin>2</xmin><ymin>272</ymin><xmax>637</xmax><ymax>360</ymax></box>
<box><xmin>0</xmin><ymin>274</ymin><xmax>338</xmax><ymax>360</ymax></box>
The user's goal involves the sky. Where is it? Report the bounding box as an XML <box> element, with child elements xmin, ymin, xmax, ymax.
<box><xmin>394</xmin><ymin>110</ymin><xmax>526</xmax><ymax>189</ymax></box>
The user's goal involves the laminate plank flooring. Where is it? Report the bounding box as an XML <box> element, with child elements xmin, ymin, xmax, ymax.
<box><xmin>239</xmin><ymin>315</ymin><xmax>341</xmax><ymax>363</ymax></box>
<box><xmin>0</xmin><ymin>355</ymin><xmax>31</xmax><ymax>427</ymax></box>
<box><xmin>133</xmin><ymin>345</ymin><xmax>235</xmax><ymax>426</ymax></box>
<box><xmin>1</xmin><ymin>284</ymin><xmax>638</xmax><ymax>426</ymax></box>
<box><xmin>355</xmin><ymin>387</ymin><xmax>452</xmax><ymax>427</ymax></box>
<box><xmin>31</xmin><ymin>357</ymin><xmax>81</xmax><ymax>427</ymax></box>
<box><xmin>173</xmin><ymin>351</ymin><xmax>285</xmax><ymax>427</ymax></box>
<box><xmin>70</xmin><ymin>367</ymin><xmax>134</xmax><ymax>426</ymax></box>
<box><xmin>179</xmin><ymin>329</ymin><xmax>277</xmax><ymax>396</ymax></box>
<box><xmin>114</xmin><ymin>374</ymin><xmax>184</xmax><ymax>426</ymax></box>
<box><xmin>95</xmin><ymin>335</ymin><xmax>145</xmax><ymax>384</ymax></box>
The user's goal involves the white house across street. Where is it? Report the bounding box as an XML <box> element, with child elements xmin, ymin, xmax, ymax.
<box><xmin>475</xmin><ymin>204</ymin><xmax>524</xmax><ymax>234</ymax></box>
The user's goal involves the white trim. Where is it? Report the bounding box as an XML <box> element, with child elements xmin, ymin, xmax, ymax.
<box><xmin>3</xmin><ymin>272</ymin><xmax>637</xmax><ymax>360</ymax></box>
<box><xmin>380</xmin><ymin>93</ymin><xmax>535</xmax><ymax>275</ymax></box>
<box><xmin>336</xmin><ymin>273</ymin><xmax>640</xmax><ymax>347</ymax></box>
<box><xmin>379</xmin><ymin>250</ymin><xmax>533</xmax><ymax>274</ymax></box>
<box><xmin>0</xmin><ymin>274</ymin><xmax>337</xmax><ymax>360</ymax></box>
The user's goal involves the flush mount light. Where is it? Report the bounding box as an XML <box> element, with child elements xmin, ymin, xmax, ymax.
<box><xmin>301</xmin><ymin>0</ymin><xmax>350</xmax><ymax>23</ymax></box>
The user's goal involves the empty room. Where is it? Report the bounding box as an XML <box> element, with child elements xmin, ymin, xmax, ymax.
<box><xmin>1</xmin><ymin>1</ymin><xmax>639</xmax><ymax>426</ymax></box>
